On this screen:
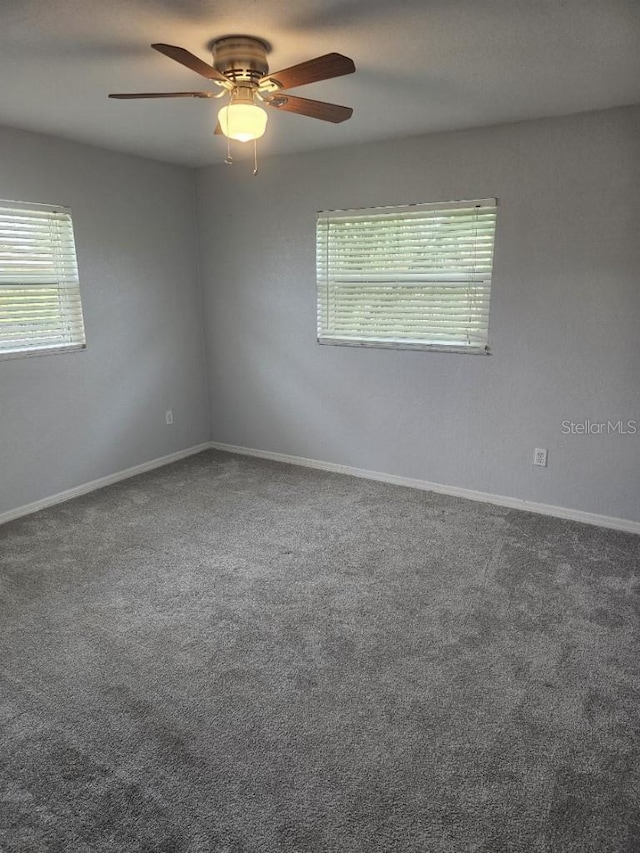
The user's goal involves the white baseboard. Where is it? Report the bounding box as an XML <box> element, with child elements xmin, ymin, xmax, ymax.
<box><xmin>209</xmin><ymin>441</ymin><xmax>640</xmax><ymax>536</ymax></box>
<box><xmin>0</xmin><ymin>443</ymin><xmax>211</xmax><ymax>527</ymax></box>
<box><xmin>3</xmin><ymin>440</ymin><xmax>638</xmax><ymax>536</ymax></box>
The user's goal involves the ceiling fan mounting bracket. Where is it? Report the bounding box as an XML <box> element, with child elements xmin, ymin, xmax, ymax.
<box><xmin>211</xmin><ymin>36</ymin><xmax>270</xmax><ymax>84</ymax></box>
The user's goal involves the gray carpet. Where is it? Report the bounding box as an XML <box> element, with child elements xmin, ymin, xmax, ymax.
<box><xmin>1</xmin><ymin>450</ymin><xmax>639</xmax><ymax>852</ymax></box>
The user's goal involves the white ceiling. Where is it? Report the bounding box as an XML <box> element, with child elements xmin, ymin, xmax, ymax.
<box><xmin>1</xmin><ymin>0</ymin><xmax>639</xmax><ymax>167</ymax></box>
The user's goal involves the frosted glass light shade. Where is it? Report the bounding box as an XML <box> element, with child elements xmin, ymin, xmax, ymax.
<box><xmin>218</xmin><ymin>104</ymin><xmax>268</xmax><ymax>142</ymax></box>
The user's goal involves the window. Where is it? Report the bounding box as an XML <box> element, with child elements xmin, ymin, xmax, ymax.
<box><xmin>0</xmin><ymin>200</ymin><xmax>85</xmax><ymax>359</ymax></box>
<box><xmin>316</xmin><ymin>198</ymin><xmax>497</xmax><ymax>353</ymax></box>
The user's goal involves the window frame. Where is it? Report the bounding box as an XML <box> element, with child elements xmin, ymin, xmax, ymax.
<box><xmin>316</xmin><ymin>198</ymin><xmax>497</xmax><ymax>355</ymax></box>
<box><xmin>0</xmin><ymin>199</ymin><xmax>86</xmax><ymax>361</ymax></box>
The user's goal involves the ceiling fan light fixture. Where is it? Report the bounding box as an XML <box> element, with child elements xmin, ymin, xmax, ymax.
<box><xmin>109</xmin><ymin>39</ymin><xmax>355</xmax><ymax>170</ymax></box>
<box><xmin>218</xmin><ymin>103</ymin><xmax>268</xmax><ymax>143</ymax></box>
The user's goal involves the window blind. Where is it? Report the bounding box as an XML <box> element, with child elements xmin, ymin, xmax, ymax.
<box><xmin>316</xmin><ymin>198</ymin><xmax>497</xmax><ymax>353</ymax></box>
<box><xmin>0</xmin><ymin>200</ymin><xmax>85</xmax><ymax>358</ymax></box>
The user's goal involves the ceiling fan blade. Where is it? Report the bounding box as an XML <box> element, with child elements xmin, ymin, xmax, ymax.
<box><xmin>214</xmin><ymin>122</ymin><xmax>223</xmax><ymax>135</ymax></box>
<box><xmin>109</xmin><ymin>92</ymin><xmax>215</xmax><ymax>99</ymax></box>
<box><xmin>259</xmin><ymin>53</ymin><xmax>355</xmax><ymax>91</ymax></box>
<box><xmin>266</xmin><ymin>94</ymin><xmax>353</xmax><ymax>123</ymax></box>
<box><xmin>151</xmin><ymin>43</ymin><xmax>231</xmax><ymax>86</ymax></box>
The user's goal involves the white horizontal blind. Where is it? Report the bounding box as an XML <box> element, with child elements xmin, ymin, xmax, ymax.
<box><xmin>0</xmin><ymin>200</ymin><xmax>85</xmax><ymax>358</ymax></box>
<box><xmin>317</xmin><ymin>198</ymin><xmax>497</xmax><ymax>353</ymax></box>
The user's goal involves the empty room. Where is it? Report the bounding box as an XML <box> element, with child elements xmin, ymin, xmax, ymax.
<box><xmin>1</xmin><ymin>1</ymin><xmax>639</xmax><ymax>850</ymax></box>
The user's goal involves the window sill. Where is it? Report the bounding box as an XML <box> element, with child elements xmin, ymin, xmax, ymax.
<box><xmin>0</xmin><ymin>343</ymin><xmax>87</xmax><ymax>362</ymax></box>
<box><xmin>317</xmin><ymin>337</ymin><xmax>490</xmax><ymax>355</ymax></box>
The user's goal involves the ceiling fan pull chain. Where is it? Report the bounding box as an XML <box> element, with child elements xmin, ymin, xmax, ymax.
<box><xmin>253</xmin><ymin>139</ymin><xmax>259</xmax><ymax>176</ymax></box>
<box><xmin>225</xmin><ymin>98</ymin><xmax>234</xmax><ymax>164</ymax></box>
<box><xmin>224</xmin><ymin>140</ymin><xmax>233</xmax><ymax>165</ymax></box>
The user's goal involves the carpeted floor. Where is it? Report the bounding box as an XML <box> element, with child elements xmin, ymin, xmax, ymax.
<box><xmin>1</xmin><ymin>450</ymin><xmax>639</xmax><ymax>852</ymax></box>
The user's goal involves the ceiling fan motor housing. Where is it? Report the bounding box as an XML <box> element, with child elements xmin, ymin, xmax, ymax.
<box><xmin>211</xmin><ymin>36</ymin><xmax>270</xmax><ymax>84</ymax></box>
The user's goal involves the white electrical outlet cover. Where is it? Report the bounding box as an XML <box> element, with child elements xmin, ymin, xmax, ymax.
<box><xmin>533</xmin><ymin>448</ymin><xmax>547</xmax><ymax>467</ymax></box>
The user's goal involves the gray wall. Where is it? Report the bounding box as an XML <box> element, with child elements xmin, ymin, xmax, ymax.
<box><xmin>0</xmin><ymin>126</ymin><xmax>209</xmax><ymax>515</ymax></box>
<box><xmin>197</xmin><ymin>105</ymin><xmax>640</xmax><ymax>523</ymax></box>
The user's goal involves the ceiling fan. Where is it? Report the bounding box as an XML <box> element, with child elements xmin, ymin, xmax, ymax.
<box><xmin>109</xmin><ymin>37</ymin><xmax>356</xmax><ymax>171</ymax></box>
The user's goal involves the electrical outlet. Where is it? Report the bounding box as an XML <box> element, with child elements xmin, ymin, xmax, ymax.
<box><xmin>533</xmin><ymin>448</ymin><xmax>547</xmax><ymax>467</ymax></box>
<box><xmin>165</xmin><ymin>410</ymin><xmax>173</xmax><ymax>425</ymax></box>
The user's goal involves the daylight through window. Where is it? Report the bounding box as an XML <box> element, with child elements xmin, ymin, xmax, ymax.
<box><xmin>0</xmin><ymin>200</ymin><xmax>85</xmax><ymax>359</ymax></box>
<box><xmin>316</xmin><ymin>198</ymin><xmax>497</xmax><ymax>353</ymax></box>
